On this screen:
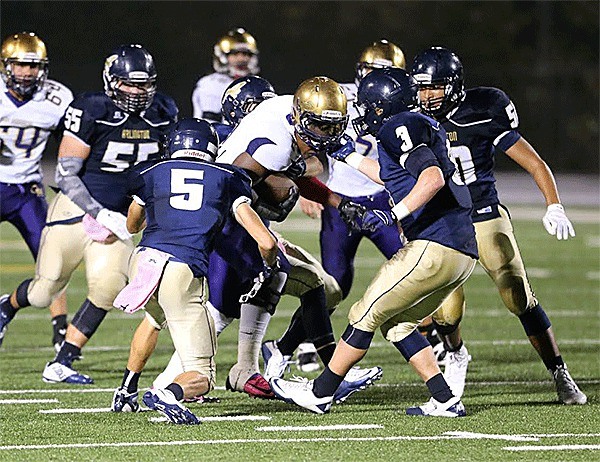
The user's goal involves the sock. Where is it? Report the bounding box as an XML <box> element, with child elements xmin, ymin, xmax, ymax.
<box><xmin>238</xmin><ymin>303</ymin><xmax>271</xmax><ymax>372</ymax></box>
<box><xmin>312</xmin><ymin>366</ymin><xmax>344</xmax><ymax>398</ymax></box>
<box><xmin>121</xmin><ymin>368</ymin><xmax>141</xmax><ymax>393</ymax></box>
<box><xmin>166</xmin><ymin>383</ymin><xmax>184</xmax><ymax>401</ymax></box>
<box><xmin>313</xmin><ymin>335</ymin><xmax>336</xmax><ymax>365</ymax></box>
<box><xmin>51</xmin><ymin>315</ymin><xmax>67</xmax><ymax>343</ymax></box>
<box><xmin>426</xmin><ymin>373</ymin><xmax>454</xmax><ymax>403</ymax></box>
<box><xmin>276</xmin><ymin>308</ymin><xmax>305</xmax><ymax>356</ymax></box>
<box><xmin>544</xmin><ymin>355</ymin><xmax>564</xmax><ymax>372</ymax></box>
<box><xmin>54</xmin><ymin>342</ymin><xmax>81</xmax><ymax>367</ymax></box>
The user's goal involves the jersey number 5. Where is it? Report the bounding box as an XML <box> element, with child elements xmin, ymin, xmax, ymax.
<box><xmin>170</xmin><ymin>169</ymin><xmax>205</xmax><ymax>211</ymax></box>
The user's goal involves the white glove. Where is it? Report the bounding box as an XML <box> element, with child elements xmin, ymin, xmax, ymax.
<box><xmin>542</xmin><ymin>204</ymin><xmax>575</xmax><ymax>240</ymax></box>
<box><xmin>96</xmin><ymin>209</ymin><xmax>132</xmax><ymax>241</ymax></box>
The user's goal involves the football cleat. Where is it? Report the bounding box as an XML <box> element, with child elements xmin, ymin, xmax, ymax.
<box><xmin>0</xmin><ymin>294</ymin><xmax>15</xmax><ymax>347</ymax></box>
<box><xmin>261</xmin><ymin>340</ymin><xmax>292</xmax><ymax>380</ymax></box>
<box><xmin>142</xmin><ymin>389</ymin><xmax>201</xmax><ymax>425</ymax></box>
<box><xmin>552</xmin><ymin>365</ymin><xmax>587</xmax><ymax>405</ymax></box>
<box><xmin>296</xmin><ymin>342</ymin><xmax>321</xmax><ymax>373</ymax></box>
<box><xmin>111</xmin><ymin>387</ymin><xmax>140</xmax><ymax>412</ymax></box>
<box><xmin>443</xmin><ymin>344</ymin><xmax>469</xmax><ymax>398</ymax></box>
<box><xmin>333</xmin><ymin>366</ymin><xmax>383</xmax><ymax>404</ymax></box>
<box><xmin>42</xmin><ymin>361</ymin><xmax>94</xmax><ymax>385</ymax></box>
<box><xmin>226</xmin><ymin>372</ymin><xmax>275</xmax><ymax>399</ymax></box>
<box><xmin>270</xmin><ymin>376</ymin><xmax>332</xmax><ymax>414</ymax></box>
<box><xmin>406</xmin><ymin>396</ymin><xmax>466</xmax><ymax>417</ymax></box>
<box><xmin>182</xmin><ymin>394</ymin><xmax>221</xmax><ymax>404</ymax></box>
<box><xmin>432</xmin><ymin>342</ymin><xmax>447</xmax><ymax>366</ymax></box>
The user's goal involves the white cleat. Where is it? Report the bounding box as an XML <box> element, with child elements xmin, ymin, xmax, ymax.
<box><xmin>443</xmin><ymin>344</ymin><xmax>469</xmax><ymax>398</ymax></box>
<box><xmin>261</xmin><ymin>341</ymin><xmax>291</xmax><ymax>380</ymax></box>
<box><xmin>270</xmin><ymin>376</ymin><xmax>332</xmax><ymax>414</ymax></box>
<box><xmin>553</xmin><ymin>365</ymin><xmax>587</xmax><ymax>405</ymax></box>
<box><xmin>406</xmin><ymin>396</ymin><xmax>466</xmax><ymax>417</ymax></box>
<box><xmin>296</xmin><ymin>342</ymin><xmax>321</xmax><ymax>372</ymax></box>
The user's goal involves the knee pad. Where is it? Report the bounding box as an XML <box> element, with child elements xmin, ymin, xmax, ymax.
<box><xmin>432</xmin><ymin>320</ymin><xmax>460</xmax><ymax>336</ymax></box>
<box><xmin>393</xmin><ymin>329</ymin><xmax>430</xmax><ymax>362</ymax></box>
<box><xmin>341</xmin><ymin>324</ymin><xmax>374</xmax><ymax>350</ymax></box>
<box><xmin>15</xmin><ymin>279</ymin><xmax>33</xmax><ymax>308</ymax></box>
<box><xmin>249</xmin><ymin>270</ymin><xmax>287</xmax><ymax>315</ymax></box>
<box><xmin>71</xmin><ymin>299</ymin><xmax>108</xmax><ymax>338</ymax></box>
<box><xmin>519</xmin><ymin>304</ymin><xmax>551</xmax><ymax>336</ymax></box>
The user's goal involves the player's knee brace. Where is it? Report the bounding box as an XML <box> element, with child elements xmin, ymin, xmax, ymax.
<box><xmin>341</xmin><ymin>324</ymin><xmax>374</xmax><ymax>350</ymax></box>
<box><xmin>249</xmin><ymin>270</ymin><xmax>287</xmax><ymax>315</ymax></box>
<box><xmin>393</xmin><ymin>329</ymin><xmax>430</xmax><ymax>362</ymax></box>
<box><xmin>432</xmin><ymin>320</ymin><xmax>460</xmax><ymax>337</ymax></box>
<box><xmin>15</xmin><ymin>279</ymin><xmax>33</xmax><ymax>308</ymax></box>
<box><xmin>71</xmin><ymin>299</ymin><xmax>108</xmax><ymax>338</ymax></box>
<box><xmin>518</xmin><ymin>304</ymin><xmax>551</xmax><ymax>336</ymax></box>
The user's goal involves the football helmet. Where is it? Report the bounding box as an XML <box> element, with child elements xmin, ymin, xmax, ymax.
<box><xmin>164</xmin><ymin>118</ymin><xmax>218</xmax><ymax>162</ymax></box>
<box><xmin>411</xmin><ymin>47</ymin><xmax>464</xmax><ymax>117</ymax></box>
<box><xmin>0</xmin><ymin>32</ymin><xmax>48</xmax><ymax>99</ymax></box>
<box><xmin>221</xmin><ymin>75</ymin><xmax>276</xmax><ymax>126</ymax></box>
<box><xmin>353</xmin><ymin>68</ymin><xmax>418</xmax><ymax>137</ymax></box>
<box><xmin>292</xmin><ymin>76</ymin><xmax>348</xmax><ymax>153</ymax></box>
<box><xmin>103</xmin><ymin>44</ymin><xmax>157</xmax><ymax>113</ymax></box>
<box><xmin>213</xmin><ymin>28</ymin><xmax>259</xmax><ymax>77</ymax></box>
<box><xmin>355</xmin><ymin>39</ymin><xmax>406</xmax><ymax>84</ymax></box>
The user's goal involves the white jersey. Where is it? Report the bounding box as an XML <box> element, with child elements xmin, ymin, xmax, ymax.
<box><xmin>217</xmin><ymin>95</ymin><xmax>297</xmax><ymax>172</ymax></box>
<box><xmin>327</xmin><ymin>82</ymin><xmax>384</xmax><ymax>197</ymax></box>
<box><xmin>191</xmin><ymin>72</ymin><xmax>234</xmax><ymax>120</ymax></box>
<box><xmin>0</xmin><ymin>78</ymin><xmax>73</xmax><ymax>184</ymax></box>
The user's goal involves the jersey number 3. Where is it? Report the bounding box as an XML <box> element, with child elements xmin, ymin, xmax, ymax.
<box><xmin>170</xmin><ymin>169</ymin><xmax>205</xmax><ymax>211</ymax></box>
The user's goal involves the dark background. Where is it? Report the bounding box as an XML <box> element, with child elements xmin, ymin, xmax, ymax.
<box><xmin>2</xmin><ymin>1</ymin><xmax>598</xmax><ymax>172</ymax></box>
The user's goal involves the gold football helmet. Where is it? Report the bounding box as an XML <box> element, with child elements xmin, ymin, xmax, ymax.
<box><xmin>292</xmin><ymin>77</ymin><xmax>348</xmax><ymax>153</ymax></box>
<box><xmin>213</xmin><ymin>28</ymin><xmax>259</xmax><ymax>77</ymax></box>
<box><xmin>355</xmin><ymin>39</ymin><xmax>405</xmax><ymax>83</ymax></box>
<box><xmin>0</xmin><ymin>31</ymin><xmax>49</xmax><ymax>98</ymax></box>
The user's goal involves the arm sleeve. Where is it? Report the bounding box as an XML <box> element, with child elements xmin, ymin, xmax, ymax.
<box><xmin>55</xmin><ymin>157</ymin><xmax>104</xmax><ymax>217</ymax></box>
<box><xmin>295</xmin><ymin>176</ymin><xmax>333</xmax><ymax>205</ymax></box>
<box><xmin>488</xmin><ymin>88</ymin><xmax>521</xmax><ymax>151</ymax></box>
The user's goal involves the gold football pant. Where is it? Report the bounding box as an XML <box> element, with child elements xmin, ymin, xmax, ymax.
<box><xmin>348</xmin><ymin>239</ymin><xmax>476</xmax><ymax>342</ymax></box>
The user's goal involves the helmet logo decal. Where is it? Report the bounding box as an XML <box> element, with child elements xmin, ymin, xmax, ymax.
<box><xmin>224</xmin><ymin>80</ymin><xmax>247</xmax><ymax>99</ymax></box>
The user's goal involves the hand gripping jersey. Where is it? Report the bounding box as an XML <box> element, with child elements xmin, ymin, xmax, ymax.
<box><xmin>192</xmin><ymin>72</ymin><xmax>234</xmax><ymax>121</ymax></box>
<box><xmin>442</xmin><ymin>87</ymin><xmax>521</xmax><ymax>221</ymax></box>
<box><xmin>131</xmin><ymin>159</ymin><xmax>253</xmax><ymax>278</ymax></box>
<box><xmin>61</xmin><ymin>91</ymin><xmax>177</xmax><ymax>214</ymax></box>
<box><xmin>216</xmin><ymin>95</ymin><xmax>299</xmax><ymax>173</ymax></box>
<box><xmin>377</xmin><ymin>110</ymin><xmax>478</xmax><ymax>258</ymax></box>
<box><xmin>330</xmin><ymin>83</ymin><xmax>385</xmax><ymax>197</ymax></box>
<box><xmin>0</xmin><ymin>78</ymin><xmax>73</xmax><ymax>183</ymax></box>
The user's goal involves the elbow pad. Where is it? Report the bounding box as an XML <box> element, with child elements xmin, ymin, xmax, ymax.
<box><xmin>55</xmin><ymin>157</ymin><xmax>103</xmax><ymax>217</ymax></box>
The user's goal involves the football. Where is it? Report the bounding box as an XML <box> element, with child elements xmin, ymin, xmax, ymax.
<box><xmin>253</xmin><ymin>173</ymin><xmax>298</xmax><ymax>206</ymax></box>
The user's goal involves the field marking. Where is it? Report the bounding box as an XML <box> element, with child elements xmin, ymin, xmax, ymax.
<box><xmin>0</xmin><ymin>399</ymin><xmax>59</xmax><ymax>404</ymax></box>
<box><xmin>40</xmin><ymin>407</ymin><xmax>113</xmax><ymax>414</ymax></box>
<box><xmin>256</xmin><ymin>424</ymin><xmax>383</xmax><ymax>432</ymax></box>
<box><xmin>150</xmin><ymin>415</ymin><xmax>271</xmax><ymax>423</ymax></box>
<box><xmin>504</xmin><ymin>444</ymin><xmax>600</xmax><ymax>451</ymax></box>
<box><xmin>2</xmin><ymin>431</ymin><xmax>600</xmax><ymax>451</ymax></box>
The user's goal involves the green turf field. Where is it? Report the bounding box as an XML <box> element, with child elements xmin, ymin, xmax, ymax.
<box><xmin>0</xmin><ymin>206</ymin><xmax>598</xmax><ymax>461</ymax></box>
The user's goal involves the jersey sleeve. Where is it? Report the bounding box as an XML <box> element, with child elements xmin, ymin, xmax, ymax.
<box><xmin>61</xmin><ymin>93</ymin><xmax>102</xmax><ymax>146</ymax></box>
<box><xmin>486</xmin><ymin>88</ymin><xmax>521</xmax><ymax>151</ymax></box>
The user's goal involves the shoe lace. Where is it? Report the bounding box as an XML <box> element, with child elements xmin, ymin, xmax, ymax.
<box><xmin>554</xmin><ymin>368</ymin><xmax>579</xmax><ymax>393</ymax></box>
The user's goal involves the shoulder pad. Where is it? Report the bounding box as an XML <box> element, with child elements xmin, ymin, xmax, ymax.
<box><xmin>146</xmin><ymin>92</ymin><xmax>179</xmax><ymax>123</ymax></box>
<box><xmin>69</xmin><ymin>92</ymin><xmax>117</xmax><ymax>120</ymax></box>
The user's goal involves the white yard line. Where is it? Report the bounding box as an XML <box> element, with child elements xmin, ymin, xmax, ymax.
<box><xmin>256</xmin><ymin>424</ymin><xmax>383</xmax><ymax>432</ymax></box>
<box><xmin>0</xmin><ymin>399</ymin><xmax>58</xmax><ymax>404</ymax></box>
<box><xmin>504</xmin><ymin>444</ymin><xmax>600</xmax><ymax>451</ymax></box>
<box><xmin>149</xmin><ymin>415</ymin><xmax>271</xmax><ymax>423</ymax></box>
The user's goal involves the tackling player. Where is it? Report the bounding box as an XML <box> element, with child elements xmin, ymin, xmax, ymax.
<box><xmin>410</xmin><ymin>46</ymin><xmax>586</xmax><ymax>404</ymax></box>
<box><xmin>0</xmin><ymin>44</ymin><xmax>178</xmax><ymax>384</ymax></box>
<box><xmin>0</xmin><ymin>32</ymin><xmax>72</xmax><ymax>351</ymax></box>
<box><xmin>271</xmin><ymin>68</ymin><xmax>477</xmax><ymax>417</ymax></box>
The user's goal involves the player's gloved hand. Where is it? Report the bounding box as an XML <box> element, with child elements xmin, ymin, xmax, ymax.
<box><xmin>327</xmin><ymin>135</ymin><xmax>356</xmax><ymax>162</ymax></box>
<box><xmin>284</xmin><ymin>156</ymin><xmax>307</xmax><ymax>180</ymax></box>
<box><xmin>542</xmin><ymin>203</ymin><xmax>575</xmax><ymax>240</ymax></box>
<box><xmin>254</xmin><ymin>185</ymin><xmax>300</xmax><ymax>222</ymax></box>
<box><xmin>96</xmin><ymin>209</ymin><xmax>132</xmax><ymax>241</ymax></box>
<box><xmin>361</xmin><ymin>209</ymin><xmax>397</xmax><ymax>232</ymax></box>
<box><xmin>239</xmin><ymin>257</ymin><xmax>281</xmax><ymax>304</ymax></box>
<box><xmin>338</xmin><ymin>198</ymin><xmax>367</xmax><ymax>232</ymax></box>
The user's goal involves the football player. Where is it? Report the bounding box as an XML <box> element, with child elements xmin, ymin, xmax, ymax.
<box><xmin>114</xmin><ymin>118</ymin><xmax>278</xmax><ymax>424</ymax></box>
<box><xmin>410</xmin><ymin>47</ymin><xmax>586</xmax><ymax>404</ymax></box>
<box><xmin>192</xmin><ymin>28</ymin><xmax>259</xmax><ymax>121</ymax></box>
<box><xmin>270</xmin><ymin>68</ymin><xmax>477</xmax><ymax>417</ymax></box>
<box><xmin>0</xmin><ymin>44</ymin><xmax>178</xmax><ymax>384</ymax></box>
<box><xmin>0</xmin><ymin>32</ymin><xmax>72</xmax><ymax>351</ymax></box>
<box><xmin>283</xmin><ymin>39</ymin><xmax>408</xmax><ymax>373</ymax></box>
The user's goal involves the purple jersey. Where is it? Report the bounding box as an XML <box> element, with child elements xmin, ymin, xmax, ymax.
<box><xmin>377</xmin><ymin>111</ymin><xmax>478</xmax><ymax>258</ymax></box>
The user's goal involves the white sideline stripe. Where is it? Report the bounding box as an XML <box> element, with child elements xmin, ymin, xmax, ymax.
<box><xmin>0</xmin><ymin>399</ymin><xmax>59</xmax><ymax>404</ymax></box>
<box><xmin>41</xmin><ymin>407</ymin><xmax>112</xmax><ymax>414</ymax></box>
<box><xmin>504</xmin><ymin>444</ymin><xmax>600</xmax><ymax>451</ymax></box>
<box><xmin>149</xmin><ymin>415</ymin><xmax>271</xmax><ymax>423</ymax></box>
<box><xmin>3</xmin><ymin>432</ymin><xmax>600</xmax><ymax>451</ymax></box>
<box><xmin>256</xmin><ymin>424</ymin><xmax>383</xmax><ymax>432</ymax></box>
<box><xmin>0</xmin><ymin>386</ymin><xmax>227</xmax><ymax>395</ymax></box>
<box><xmin>369</xmin><ymin>338</ymin><xmax>600</xmax><ymax>348</ymax></box>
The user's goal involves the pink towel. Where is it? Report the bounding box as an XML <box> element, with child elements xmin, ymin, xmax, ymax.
<box><xmin>82</xmin><ymin>214</ymin><xmax>114</xmax><ymax>243</ymax></box>
<box><xmin>113</xmin><ymin>247</ymin><xmax>171</xmax><ymax>314</ymax></box>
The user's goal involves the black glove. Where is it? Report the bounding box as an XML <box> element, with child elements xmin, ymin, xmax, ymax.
<box><xmin>253</xmin><ymin>185</ymin><xmax>300</xmax><ymax>222</ymax></box>
<box><xmin>337</xmin><ymin>198</ymin><xmax>367</xmax><ymax>233</ymax></box>
<box><xmin>284</xmin><ymin>156</ymin><xmax>307</xmax><ymax>180</ymax></box>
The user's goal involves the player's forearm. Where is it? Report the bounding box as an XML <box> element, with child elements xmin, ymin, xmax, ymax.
<box><xmin>344</xmin><ymin>154</ymin><xmax>384</xmax><ymax>185</ymax></box>
<box><xmin>126</xmin><ymin>200</ymin><xmax>146</xmax><ymax>234</ymax></box>
<box><xmin>401</xmin><ymin>166</ymin><xmax>444</xmax><ymax>213</ymax></box>
<box><xmin>234</xmin><ymin>201</ymin><xmax>278</xmax><ymax>266</ymax></box>
<box><xmin>295</xmin><ymin>177</ymin><xmax>340</xmax><ymax>207</ymax></box>
<box><xmin>55</xmin><ymin>157</ymin><xmax>104</xmax><ymax>217</ymax></box>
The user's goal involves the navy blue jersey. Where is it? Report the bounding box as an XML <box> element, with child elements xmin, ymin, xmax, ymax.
<box><xmin>131</xmin><ymin>159</ymin><xmax>253</xmax><ymax>278</ymax></box>
<box><xmin>442</xmin><ymin>87</ymin><xmax>521</xmax><ymax>221</ymax></box>
<box><xmin>212</xmin><ymin>122</ymin><xmax>234</xmax><ymax>144</ymax></box>
<box><xmin>377</xmin><ymin>111</ymin><xmax>478</xmax><ymax>258</ymax></box>
<box><xmin>61</xmin><ymin>92</ymin><xmax>178</xmax><ymax>214</ymax></box>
